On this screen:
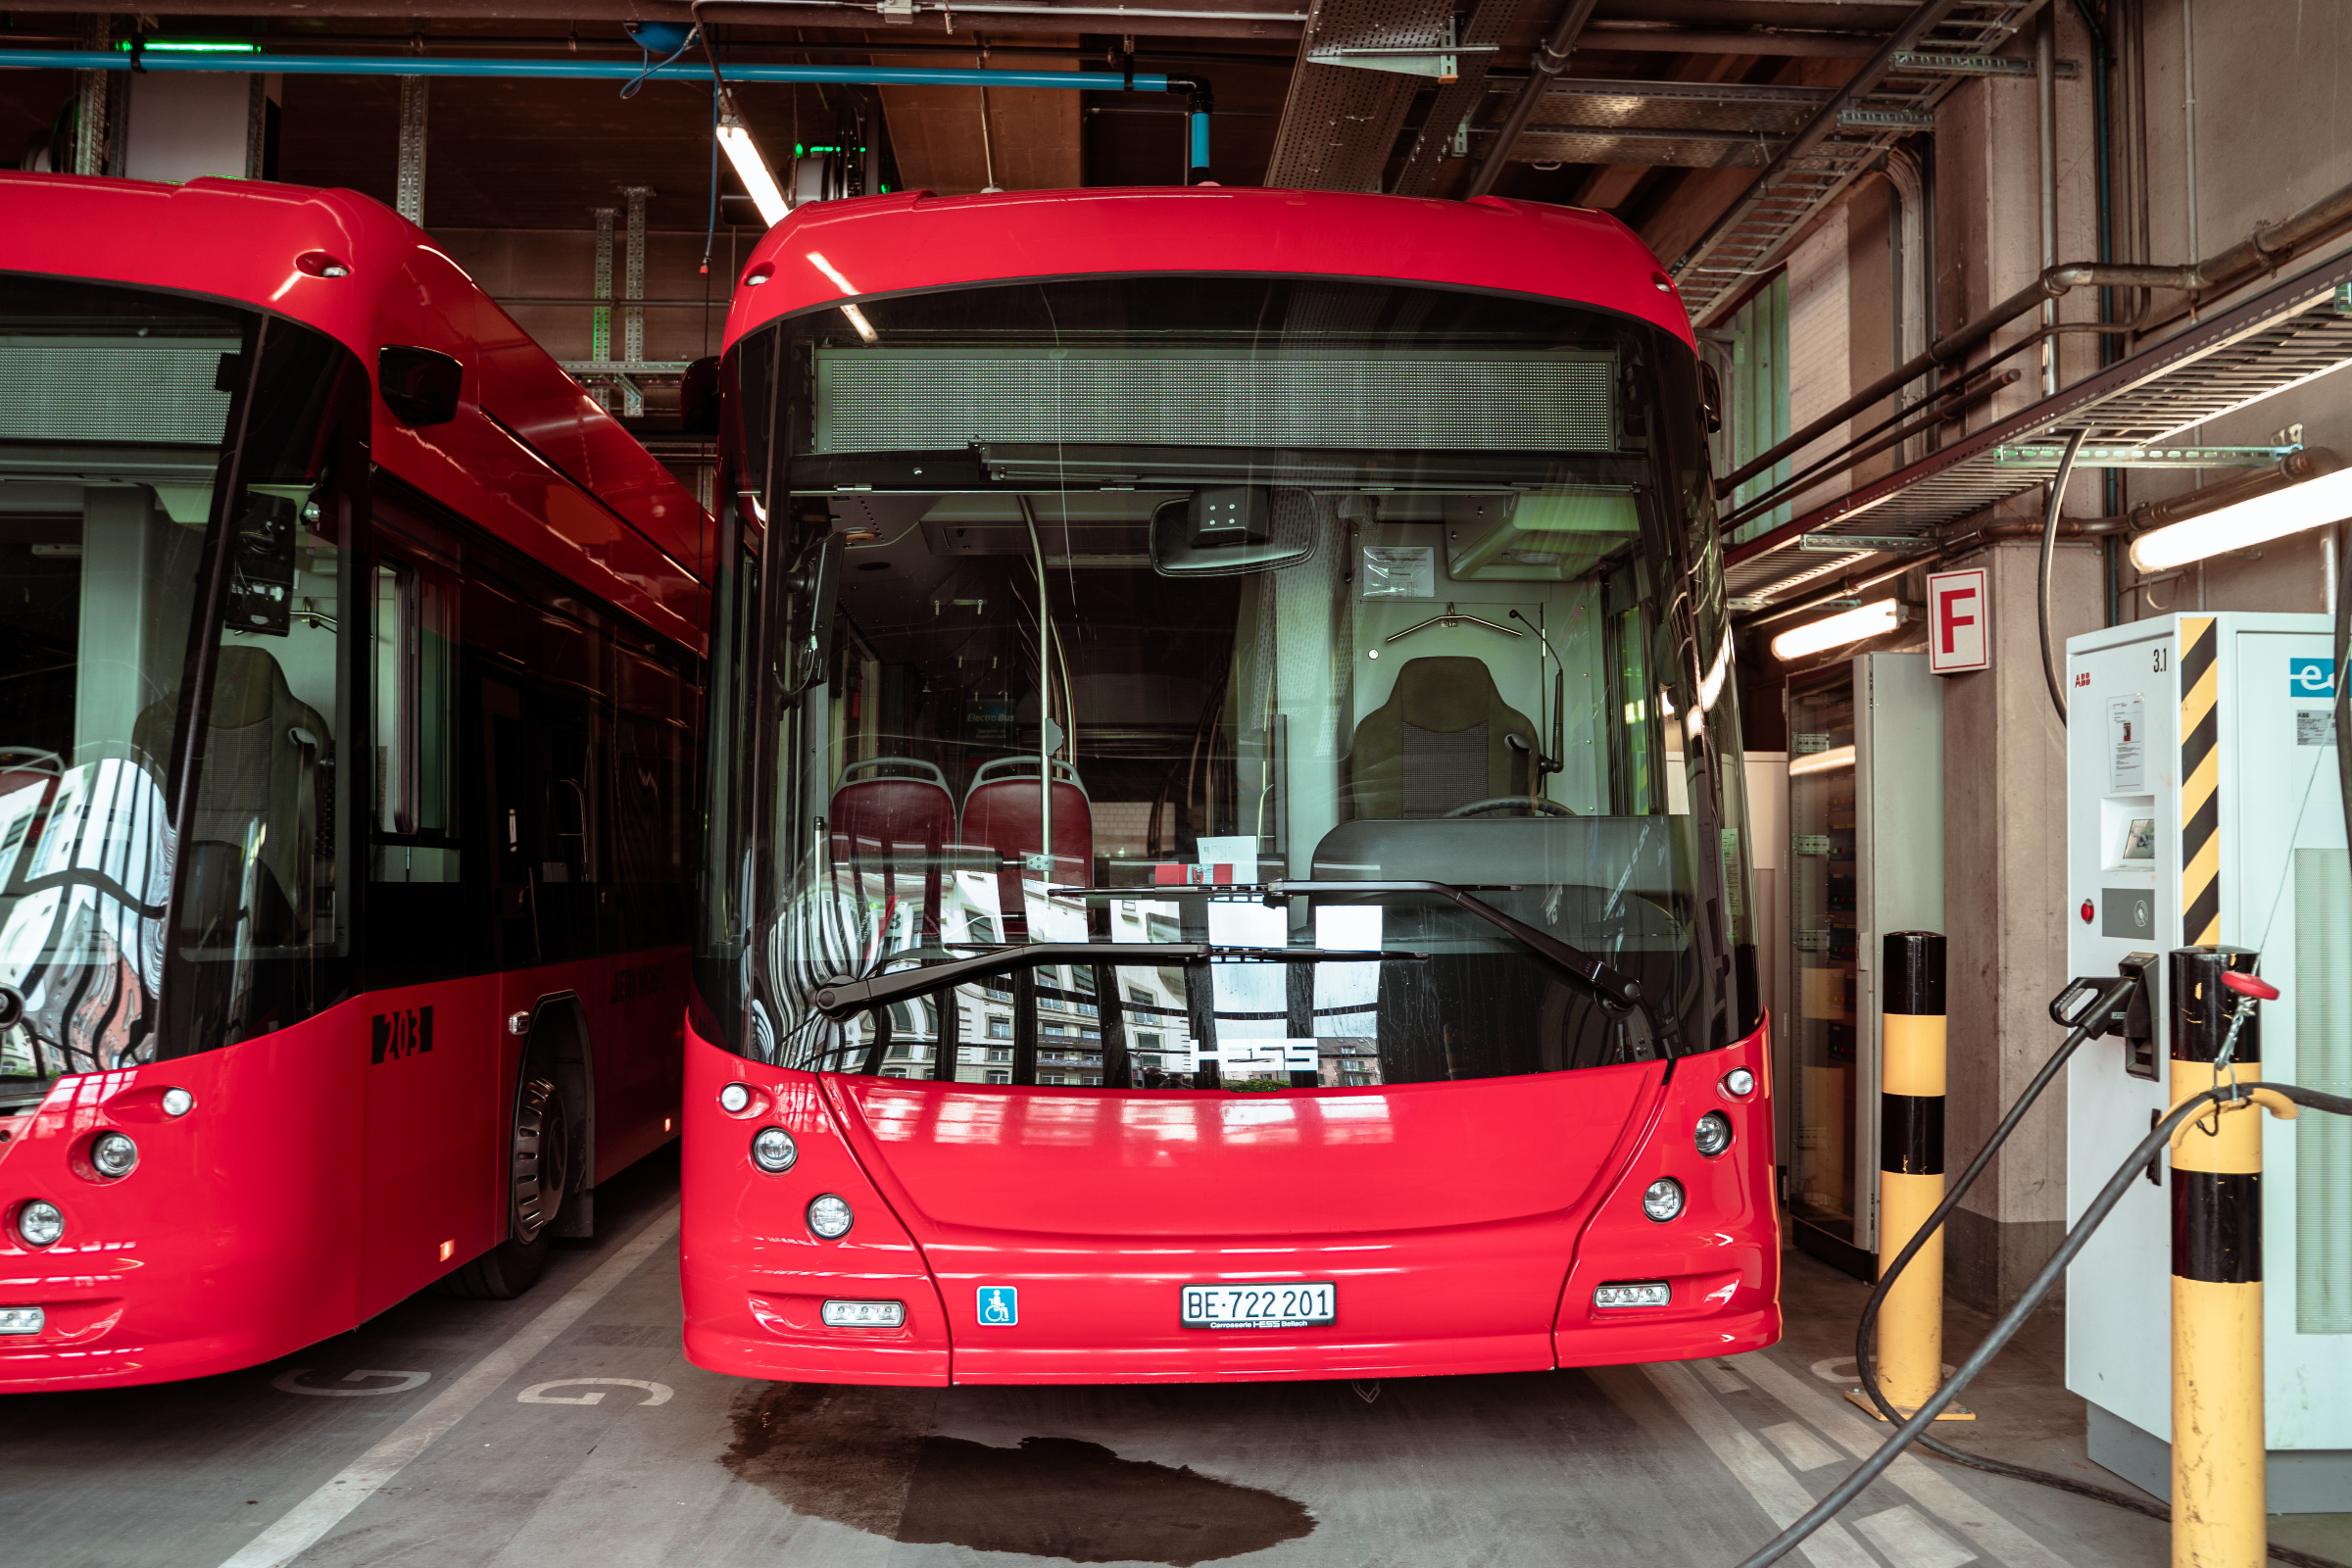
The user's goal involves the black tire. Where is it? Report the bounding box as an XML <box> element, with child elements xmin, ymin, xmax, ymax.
<box><xmin>433</xmin><ymin>1070</ymin><xmax>571</xmax><ymax>1299</ymax></box>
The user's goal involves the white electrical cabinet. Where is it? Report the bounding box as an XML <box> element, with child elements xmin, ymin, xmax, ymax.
<box><xmin>2065</xmin><ymin>612</ymin><xmax>2352</xmax><ymax>1511</ymax></box>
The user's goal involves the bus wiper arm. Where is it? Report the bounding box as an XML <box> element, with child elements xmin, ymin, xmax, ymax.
<box><xmin>810</xmin><ymin>942</ymin><xmax>1421</xmax><ymax>1020</ymax></box>
<box><xmin>1262</xmin><ymin>881</ymin><xmax>1643</xmax><ymax>1011</ymax></box>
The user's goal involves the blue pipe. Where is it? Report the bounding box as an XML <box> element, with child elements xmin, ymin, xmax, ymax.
<box><xmin>0</xmin><ymin>48</ymin><xmax>1170</xmax><ymax>94</ymax></box>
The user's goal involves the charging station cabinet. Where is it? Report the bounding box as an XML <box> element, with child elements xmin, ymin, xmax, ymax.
<box><xmin>2065</xmin><ymin>612</ymin><xmax>2352</xmax><ymax>1510</ymax></box>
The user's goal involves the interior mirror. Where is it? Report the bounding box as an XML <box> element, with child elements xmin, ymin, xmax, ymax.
<box><xmin>776</xmin><ymin>531</ymin><xmax>844</xmax><ymax>697</ymax></box>
<box><xmin>1150</xmin><ymin>486</ymin><xmax>1311</xmax><ymax>576</ymax></box>
<box><xmin>1698</xmin><ymin>360</ymin><xmax>1724</xmax><ymax>435</ymax></box>
<box><xmin>378</xmin><ymin>345</ymin><xmax>464</xmax><ymax>427</ymax></box>
<box><xmin>679</xmin><ymin>355</ymin><xmax>720</xmax><ymax>433</ymax></box>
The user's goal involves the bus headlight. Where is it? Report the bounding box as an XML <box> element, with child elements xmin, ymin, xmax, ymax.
<box><xmin>719</xmin><ymin>1082</ymin><xmax>753</xmax><ymax>1113</ymax></box>
<box><xmin>161</xmin><ymin>1088</ymin><xmax>194</xmax><ymax>1117</ymax></box>
<box><xmin>17</xmin><ymin>1200</ymin><xmax>64</xmax><ymax>1248</ymax></box>
<box><xmin>1720</xmin><ymin>1068</ymin><xmax>1755</xmax><ymax>1098</ymax></box>
<box><xmin>1694</xmin><ymin>1112</ymin><xmax>1733</xmax><ymax>1157</ymax></box>
<box><xmin>90</xmin><ymin>1132</ymin><xmax>138</xmax><ymax>1178</ymax></box>
<box><xmin>807</xmin><ymin>1194</ymin><xmax>854</xmax><ymax>1239</ymax></box>
<box><xmin>751</xmin><ymin>1127</ymin><xmax>798</xmax><ymax>1173</ymax></box>
<box><xmin>1642</xmin><ymin>1177</ymin><xmax>1685</xmax><ymax>1223</ymax></box>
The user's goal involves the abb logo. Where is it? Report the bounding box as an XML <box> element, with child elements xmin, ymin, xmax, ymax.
<box><xmin>2074</xmin><ymin>671</ymin><xmax>2092</xmax><ymax>688</ymax></box>
<box><xmin>371</xmin><ymin>1006</ymin><xmax>434</xmax><ymax>1064</ymax></box>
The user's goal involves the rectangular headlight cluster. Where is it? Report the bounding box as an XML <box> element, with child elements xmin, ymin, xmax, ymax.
<box><xmin>821</xmin><ymin>1298</ymin><xmax>906</xmax><ymax>1328</ymax></box>
<box><xmin>0</xmin><ymin>1306</ymin><xmax>44</xmax><ymax>1335</ymax></box>
<box><xmin>1592</xmin><ymin>1282</ymin><xmax>1671</xmax><ymax>1309</ymax></box>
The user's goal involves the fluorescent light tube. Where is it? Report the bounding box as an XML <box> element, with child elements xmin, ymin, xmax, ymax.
<box><xmin>1769</xmin><ymin>600</ymin><xmax>1900</xmax><ymax>662</ymax></box>
<box><xmin>2129</xmin><ymin>462</ymin><xmax>2352</xmax><ymax>573</ymax></box>
<box><xmin>1788</xmin><ymin>744</ymin><xmax>1856</xmax><ymax>777</ymax></box>
<box><xmin>718</xmin><ymin>119</ymin><xmax>790</xmax><ymax>228</ymax></box>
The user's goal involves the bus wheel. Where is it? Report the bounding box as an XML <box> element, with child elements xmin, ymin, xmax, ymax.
<box><xmin>433</xmin><ymin>1070</ymin><xmax>571</xmax><ymax>1299</ymax></box>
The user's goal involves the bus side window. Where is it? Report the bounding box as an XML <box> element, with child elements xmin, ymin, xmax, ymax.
<box><xmin>371</xmin><ymin>554</ymin><xmax>456</xmax><ymax>873</ymax></box>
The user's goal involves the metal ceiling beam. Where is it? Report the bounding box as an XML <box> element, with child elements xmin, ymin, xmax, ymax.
<box><xmin>1460</xmin><ymin>0</ymin><xmax>1598</xmax><ymax>198</ymax></box>
<box><xmin>1263</xmin><ymin>0</ymin><xmax>1458</xmax><ymax>192</ymax></box>
<box><xmin>1667</xmin><ymin>0</ymin><xmax>2047</xmax><ymax>325</ymax></box>
<box><xmin>1389</xmin><ymin>0</ymin><xmax>1524</xmax><ymax>196</ymax></box>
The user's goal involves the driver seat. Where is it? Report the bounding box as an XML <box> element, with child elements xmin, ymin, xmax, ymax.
<box><xmin>1345</xmin><ymin>656</ymin><xmax>1537</xmax><ymax>819</ymax></box>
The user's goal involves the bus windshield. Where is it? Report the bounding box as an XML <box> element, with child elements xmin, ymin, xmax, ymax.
<box><xmin>708</xmin><ymin>274</ymin><xmax>1753</xmax><ymax>1090</ymax></box>
<box><xmin>0</xmin><ymin>275</ymin><xmax>353</xmax><ymax>1106</ymax></box>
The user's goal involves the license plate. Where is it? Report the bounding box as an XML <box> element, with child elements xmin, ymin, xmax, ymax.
<box><xmin>1180</xmin><ymin>1282</ymin><xmax>1336</xmax><ymax>1329</ymax></box>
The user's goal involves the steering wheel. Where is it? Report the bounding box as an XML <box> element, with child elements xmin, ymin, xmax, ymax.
<box><xmin>1444</xmin><ymin>797</ymin><xmax>1577</xmax><ymax>818</ymax></box>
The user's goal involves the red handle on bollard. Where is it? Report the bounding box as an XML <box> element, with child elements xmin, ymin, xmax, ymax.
<box><xmin>2221</xmin><ymin>971</ymin><xmax>2278</xmax><ymax>1001</ymax></box>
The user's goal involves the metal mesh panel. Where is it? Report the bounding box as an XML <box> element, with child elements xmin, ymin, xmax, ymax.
<box><xmin>0</xmin><ymin>338</ymin><xmax>235</xmax><ymax>444</ymax></box>
<box><xmin>813</xmin><ymin>348</ymin><xmax>1615</xmax><ymax>453</ymax></box>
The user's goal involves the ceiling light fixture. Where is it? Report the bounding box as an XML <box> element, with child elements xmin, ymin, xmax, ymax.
<box><xmin>1769</xmin><ymin>600</ymin><xmax>1901</xmax><ymax>663</ymax></box>
<box><xmin>2129</xmin><ymin>449</ymin><xmax>2352</xmax><ymax>573</ymax></box>
<box><xmin>717</xmin><ymin>105</ymin><xmax>789</xmax><ymax>228</ymax></box>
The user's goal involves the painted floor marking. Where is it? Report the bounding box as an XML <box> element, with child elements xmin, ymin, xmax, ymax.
<box><xmin>1700</xmin><ymin>1360</ymin><xmax>1750</xmax><ymax>1396</ymax></box>
<box><xmin>1761</xmin><ymin>1419</ymin><xmax>1845</xmax><ymax>1473</ymax></box>
<box><xmin>1641</xmin><ymin>1362</ymin><xmax>1878</xmax><ymax>1568</ymax></box>
<box><xmin>217</xmin><ymin>1204</ymin><xmax>680</xmax><ymax>1568</ymax></box>
<box><xmin>1855</xmin><ymin>1504</ymin><xmax>1977</xmax><ymax>1567</ymax></box>
<box><xmin>1728</xmin><ymin>1351</ymin><xmax>2076</xmax><ymax>1568</ymax></box>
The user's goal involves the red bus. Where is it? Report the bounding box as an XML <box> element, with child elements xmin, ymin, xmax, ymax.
<box><xmin>683</xmin><ymin>187</ymin><xmax>1774</xmax><ymax>1385</ymax></box>
<box><xmin>0</xmin><ymin>173</ymin><xmax>708</xmax><ymax>1389</ymax></box>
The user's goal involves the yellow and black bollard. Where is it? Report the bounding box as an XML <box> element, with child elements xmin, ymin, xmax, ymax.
<box><xmin>2168</xmin><ymin>946</ymin><xmax>2268</xmax><ymax>1568</ymax></box>
<box><xmin>1851</xmin><ymin>931</ymin><xmax>1972</xmax><ymax>1420</ymax></box>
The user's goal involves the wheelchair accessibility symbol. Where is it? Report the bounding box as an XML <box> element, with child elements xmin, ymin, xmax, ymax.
<box><xmin>977</xmin><ymin>1286</ymin><xmax>1018</xmax><ymax>1326</ymax></box>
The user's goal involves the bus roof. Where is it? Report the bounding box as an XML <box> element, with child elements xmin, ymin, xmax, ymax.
<box><xmin>0</xmin><ymin>172</ymin><xmax>709</xmax><ymax>653</ymax></box>
<box><xmin>721</xmin><ymin>185</ymin><xmax>1696</xmax><ymax>356</ymax></box>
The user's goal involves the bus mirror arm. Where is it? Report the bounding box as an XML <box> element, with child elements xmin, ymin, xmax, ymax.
<box><xmin>810</xmin><ymin>942</ymin><xmax>1421</xmax><ymax>1020</ymax></box>
<box><xmin>1263</xmin><ymin>881</ymin><xmax>1643</xmax><ymax>1013</ymax></box>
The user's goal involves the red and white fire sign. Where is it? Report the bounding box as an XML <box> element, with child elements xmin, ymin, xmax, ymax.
<box><xmin>1927</xmin><ymin>567</ymin><xmax>1989</xmax><ymax>674</ymax></box>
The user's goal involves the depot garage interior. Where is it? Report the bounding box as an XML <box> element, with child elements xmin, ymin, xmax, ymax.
<box><xmin>2</xmin><ymin>3</ymin><xmax>2351</xmax><ymax>1566</ymax></box>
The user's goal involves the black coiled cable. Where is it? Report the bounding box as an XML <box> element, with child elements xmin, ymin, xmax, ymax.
<box><xmin>1734</xmin><ymin>1079</ymin><xmax>2352</xmax><ymax>1568</ymax></box>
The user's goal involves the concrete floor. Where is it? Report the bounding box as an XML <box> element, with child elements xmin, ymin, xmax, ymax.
<box><xmin>7</xmin><ymin>1151</ymin><xmax>2348</xmax><ymax>1568</ymax></box>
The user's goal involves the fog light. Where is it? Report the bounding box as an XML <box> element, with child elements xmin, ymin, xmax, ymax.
<box><xmin>91</xmin><ymin>1132</ymin><xmax>138</xmax><ymax>1178</ymax></box>
<box><xmin>719</xmin><ymin>1082</ymin><xmax>753</xmax><ymax>1113</ymax></box>
<box><xmin>807</xmin><ymin>1193</ymin><xmax>854</xmax><ymax>1239</ymax></box>
<box><xmin>1694</xmin><ymin>1112</ymin><xmax>1733</xmax><ymax>1157</ymax></box>
<box><xmin>17</xmin><ymin>1200</ymin><xmax>63</xmax><ymax>1248</ymax></box>
<box><xmin>1593</xmin><ymin>1282</ymin><xmax>1671</xmax><ymax>1308</ymax></box>
<box><xmin>1721</xmin><ymin>1068</ymin><xmax>1754</xmax><ymax>1098</ymax></box>
<box><xmin>751</xmin><ymin>1126</ymin><xmax>798</xmax><ymax>1173</ymax></box>
<box><xmin>161</xmin><ymin>1088</ymin><xmax>194</xmax><ymax>1117</ymax></box>
<box><xmin>820</xmin><ymin>1298</ymin><xmax>905</xmax><ymax>1327</ymax></box>
<box><xmin>0</xmin><ymin>1306</ymin><xmax>43</xmax><ymax>1335</ymax></box>
<box><xmin>1642</xmin><ymin>1177</ymin><xmax>1685</xmax><ymax>1223</ymax></box>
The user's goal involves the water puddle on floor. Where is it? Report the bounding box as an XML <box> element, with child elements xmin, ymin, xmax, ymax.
<box><xmin>725</xmin><ymin>1383</ymin><xmax>1315</xmax><ymax>1564</ymax></box>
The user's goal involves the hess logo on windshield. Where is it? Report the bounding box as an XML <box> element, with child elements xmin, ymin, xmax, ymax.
<box><xmin>371</xmin><ymin>1006</ymin><xmax>434</xmax><ymax>1064</ymax></box>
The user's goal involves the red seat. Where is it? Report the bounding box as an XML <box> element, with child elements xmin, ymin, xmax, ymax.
<box><xmin>960</xmin><ymin>758</ymin><xmax>1092</xmax><ymax>937</ymax></box>
<box><xmin>829</xmin><ymin>759</ymin><xmax>957</xmax><ymax>944</ymax></box>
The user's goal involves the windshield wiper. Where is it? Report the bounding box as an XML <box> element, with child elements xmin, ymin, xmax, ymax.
<box><xmin>1262</xmin><ymin>881</ymin><xmax>1643</xmax><ymax>1011</ymax></box>
<box><xmin>810</xmin><ymin>941</ymin><xmax>1423</xmax><ymax>1020</ymax></box>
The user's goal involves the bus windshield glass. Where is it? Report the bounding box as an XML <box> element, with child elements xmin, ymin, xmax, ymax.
<box><xmin>712</xmin><ymin>274</ymin><xmax>1752</xmax><ymax>1090</ymax></box>
<box><xmin>1</xmin><ymin>275</ymin><xmax>352</xmax><ymax>1107</ymax></box>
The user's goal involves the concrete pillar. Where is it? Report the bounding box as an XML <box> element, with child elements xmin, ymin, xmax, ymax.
<box><xmin>1937</xmin><ymin>539</ymin><xmax>2104</xmax><ymax>1312</ymax></box>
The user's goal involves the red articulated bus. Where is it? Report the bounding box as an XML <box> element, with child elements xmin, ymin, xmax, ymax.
<box><xmin>683</xmin><ymin>186</ymin><xmax>1774</xmax><ymax>1386</ymax></box>
<box><xmin>0</xmin><ymin>174</ymin><xmax>709</xmax><ymax>1388</ymax></box>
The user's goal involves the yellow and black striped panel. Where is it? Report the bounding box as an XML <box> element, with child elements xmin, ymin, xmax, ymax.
<box><xmin>2179</xmin><ymin>615</ymin><xmax>2222</xmax><ymax>947</ymax></box>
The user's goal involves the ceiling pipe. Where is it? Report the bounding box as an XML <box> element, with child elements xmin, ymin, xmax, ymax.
<box><xmin>1668</xmin><ymin>0</ymin><xmax>1963</xmax><ymax>281</ymax></box>
<box><xmin>0</xmin><ymin>44</ymin><xmax>1179</xmax><ymax>94</ymax></box>
<box><xmin>1720</xmin><ymin>172</ymin><xmax>2352</xmax><ymax>500</ymax></box>
<box><xmin>1461</xmin><ymin>0</ymin><xmax>1600</xmax><ymax>200</ymax></box>
<box><xmin>1581</xmin><ymin>23</ymin><xmax>1884</xmax><ymax>59</ymax></box>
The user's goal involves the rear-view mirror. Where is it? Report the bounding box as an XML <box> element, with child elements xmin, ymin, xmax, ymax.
<box><xmin>679</xmin><ymin>355</ymin><xmax>720</xmax><ymax>433</ymax></box>
<box><xmin>1150</xmin><ymin>486</ymin><xmax>1312</xmax><ymax>576</ymax></box>
<box><xmin>378</xmin><ymin>345</ymin><xmax>464</xmax><ymax>427</ymax></box>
